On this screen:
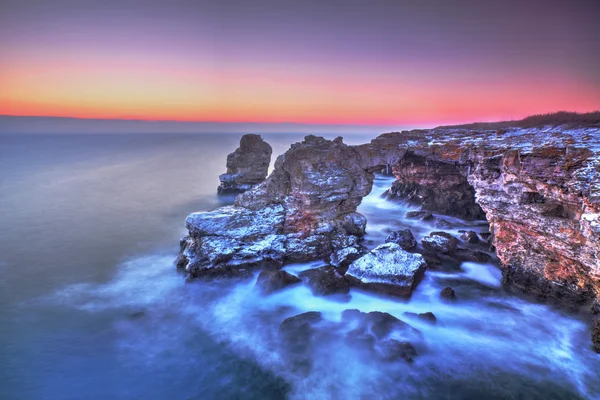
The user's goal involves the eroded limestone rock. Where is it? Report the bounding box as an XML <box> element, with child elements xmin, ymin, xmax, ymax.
<box><xmin>218</xmin><ymin>134</ymin><xmax>272</xmax><ymax>194</ymax></box>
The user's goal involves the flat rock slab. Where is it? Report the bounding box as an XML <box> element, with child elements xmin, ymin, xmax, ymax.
<box><xmin>346</xmin><ymin>243</ymin><xmax>427</xmax><ymax>298</ymax></box>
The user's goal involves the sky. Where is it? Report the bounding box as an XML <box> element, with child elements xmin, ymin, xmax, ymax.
<box><xmin>0</xmin><ymin>0</ymin><xmax>599</xmax><ymax>130</ymax></box>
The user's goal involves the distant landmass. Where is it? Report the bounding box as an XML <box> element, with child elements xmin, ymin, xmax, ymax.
<box><xmin>435</xmin><ymin>111</ymin><xmax>600</xmax><ymax>130</ymax></box>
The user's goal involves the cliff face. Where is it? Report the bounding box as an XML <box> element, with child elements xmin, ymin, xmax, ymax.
<box><xmin>393</xmin><ymin>127</ymin><xmax>600</xmax><ymax>303</ymax></box>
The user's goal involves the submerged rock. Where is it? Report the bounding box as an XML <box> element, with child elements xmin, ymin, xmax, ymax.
<box><xmin>298</xmin><ymin>266</ymin><xmax>350</xmax><ymax>296</ymax></box>
<box><xmin>403</xmin><ymin>311</ymin><xmax>437</xmax><ymax>324</ymax></box>
<box><xmin>256</xmin><ymin>270</ymin><xmax>301</xmax><ymax>294</ymax></box>
<box><xmin>345</xmin><ymin>243</ymin><xmax>427</xmax><ymax>298</ymax></box>
<box><xmin>440</xmin><ymin>286</ymin><xmax>456</xmax><ymax>300</ymax></box>
<box><xmin>218</xmin><ymin>134</ymin><xmax>272</xmax><ymax>194</ymax></box>
<box><xmin>385</xmin><ymin>229</ymin><xmax>417</xmax><ymax>250</ymax></box>
<box><xmin>377</xmin><ymin>340</ymin><xmax>418</xmax><ymax>363</ymax></box>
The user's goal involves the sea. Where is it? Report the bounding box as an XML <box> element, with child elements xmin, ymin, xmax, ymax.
<box><xmin>0</xmin><ymin>132</ymin><xmax>598</xmax><ymax>399</ymax></box>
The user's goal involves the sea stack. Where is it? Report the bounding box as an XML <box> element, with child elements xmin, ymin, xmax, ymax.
<box><xmin>217</xmin><ymin>134</ymin><xmax>272</xmax><ymax>194</ymax></box>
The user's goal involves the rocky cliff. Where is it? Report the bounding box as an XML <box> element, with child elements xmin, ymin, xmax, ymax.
<box><xmin>180</xmin><ymin>123</ymin><xmax>600</xmax><ymax>327</ymax></box>
<box><xmin>217</xmin><ymin>134</ymin><xmax>272</xmax><ymax>194</ymax></box>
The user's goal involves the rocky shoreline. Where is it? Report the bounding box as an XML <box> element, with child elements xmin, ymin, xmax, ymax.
<box><xmin>177</xmin><ymin>120</ymin><xmax>600</xmax><ymax>352</ymax></box>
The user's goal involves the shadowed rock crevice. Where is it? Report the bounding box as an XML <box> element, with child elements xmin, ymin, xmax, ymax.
<box><xmin>384</xmin><ymin>151</ymin><xmax>486</xmax><ymax>220</ymax></box>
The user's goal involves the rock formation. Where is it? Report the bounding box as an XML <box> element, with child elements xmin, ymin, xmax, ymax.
<box><xmin>217</xmin><ymin>134</ymin><xmax>272</xmax><ymax>194</ymax></box>
<box><xmin>179</xmin><ymin>119</ymin><xmax>600</xmax><ymax>348</ymax></box>
<box><xmin>181</xmin><ymin>135</ymin><xmax>405</xmax><ymax>279</ymax></box>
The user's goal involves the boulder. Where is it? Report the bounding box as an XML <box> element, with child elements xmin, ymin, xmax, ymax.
<box><xmin>298</xmin><ymin>266</ymin><xmax>350</xmax><ymax>296</ymax></box>
<box><xmin>345</xmin><ymin>243</ymin><xmax>427</xmax><ymax>298</ymax></box>
<box><xmin>385</xmin><ymin>229</ymin><xmax>417</xmax><ymax>250</ymax></box>
<box><xmin>256</xmin><ymin>270</ymin><xmax>301</xmax><ymax>294</ymax></box>
<box><xmin>218</xmin><ymin>134</ymin><xmax>272</xmax><ymax>194</ymax></box>
<box><xmin>421</xmin><ymin>231</ymin><xmax>459</xmax><ymax>254</ymax></box>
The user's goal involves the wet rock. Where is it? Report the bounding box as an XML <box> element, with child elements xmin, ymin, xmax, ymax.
<box><xmin>330</xmin><ymin>246</ymin><xmax>363</xmax><ymax>271</ymax></box>
<box><xmin>452</xmin><ymin>248</ymin><xmax>491</xmax><ymax>263</ymax></box>
<box><xmin>298</xmin><ymin>266</ymin><xmax>350</xmax><ymax>296</ymax></box>
<box><xmin>377</xmin><ymin>339</ymin><xmax>418</xmax><ymax>363</ymax></box>
<box><xmin>174</xmin><ymin>253</ymin><xmax>188</xmax><ymax>271</ymax></box>
<box><xmin>385</xmin><ymin>229</ymin><xmax>417</xmax><ymax>250</ymax></box>
<box><xmin>501</xmin><ymin>265</ymin><xmax>594</xmax><ymax>307</ymax></box>
<box><xmin>405</xmin><ymin>211</ymin><xmax>434</xmax><ymax>220</ymax></box>
<box><xmin>421</xmin><ymin>232</ymin><xmax>460</xmax><ymax>254</ymax></box>
<box><xmin>403</xmin><ymin>311</ymin><xmax>437</xmax><ymax>324</ymax></box>
<box><xmin>366</xmin><ymin>311</ymin><xmax>412</xmax><ymax>339</ymax></box>
<box><xmin>255</xmin><ymin>270</ymin><xmax>301</xmax><ymax>294</ymax></box>
<box><xmin>346</xmin><ymin>243</ymin><xmax>427</xmax><ymax>298</ymax></box>
<box><xmin>460</xmin><ymin>230</ymin><xmax>480</xmax><ymax>244</ymax></box>
<box><xmin>218</xmin><ymin>134</ymin><xmax>272</xmax><ymax>194</ymax></box>
<box><xmin>433</xmin><ymin>218</ymin><xmax>454</xmax><ymax>229</ymax></box>
<box><xmin>592</xmin><ymin>317</ymin><xmax>600</xmax><ymax>353</ymax></box>
<box><xmin>344</xmin><ymin>329</ymin><xmax>376</xmax><ymax>351</ymax></box>
<box><xmin>279</xmin><ymin>312</ymin><xmax>324</xmax><ymax>374</ymax></box>
<box><xmin>440</xmin><ymin>286</ymin><xmax>456</xmax><ymax>300</ymax></box>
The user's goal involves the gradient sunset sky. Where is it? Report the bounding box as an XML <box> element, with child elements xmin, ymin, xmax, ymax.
<box><xmin>1</xmin><ymin>0</ymin><xmax>599</xmax><ymax>128</ymax></box>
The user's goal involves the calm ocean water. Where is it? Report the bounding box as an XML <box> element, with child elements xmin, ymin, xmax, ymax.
<box><xmin>0</xmin><ymin>133</ymin><xmax>598</xmax><ymax>399</ymax></box>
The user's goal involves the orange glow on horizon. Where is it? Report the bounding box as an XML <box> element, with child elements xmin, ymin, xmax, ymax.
<box><xmin>1</xmin><ymin>57</ymin><xmax>599</xmax><ymax>127</ymax></box>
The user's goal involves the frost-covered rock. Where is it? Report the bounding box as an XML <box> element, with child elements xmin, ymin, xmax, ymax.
<box><xmin>217</xmin><ymin>134</ymin><xmax>272</xmax><ymax>194</ymax></box>
<box><xmin>345</xmin><ymin>243</ymin><xmax>427</xmax><ymax>298</ymax></box>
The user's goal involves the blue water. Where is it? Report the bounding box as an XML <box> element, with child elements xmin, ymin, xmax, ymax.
<box><xmin>0</xmin><ymin>133</ymin><xmax>599</xmax><ymax>399</ymax></box>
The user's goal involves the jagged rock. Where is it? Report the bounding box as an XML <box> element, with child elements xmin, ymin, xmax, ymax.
<box><xmin>403</xmin><ymin>311</ymin><xmax>437</xmax><ymax>324</ymax></box>
<box><xmin>460</xmin><ymin>230</ymin><xmax>480</xmax><ymax>244</ymax></box>
<box><xmin>345</xmin><ymin>243</ymin><xmax>427</xmax><ymax>298</ymax></box>
<box><xmin>256</xmin><ymin>270</ymin><xmax>301</xmax><ymax>294</ymax></box>
<box><xmin>181</xmin><ymin>135</ymin><xmax>405</xmax><ymax>280</ymax></box>
<box><xmin>421</xmin><ymin>232</ymin><xmax>460</xmax><ymax>254</ymax></box>
<box><xmin>440</xmin><ymin>286</ymin><xmax>456</xmax><ymax>300</ymax></box>
<box><xmin>218</xmin><ymin>134</ymin><xmax>272</xmax><ymax>194</ymax></box>
<box><xmin>385</xmin><ymin>229</ymin><xmax>417</xmax><ymax>250</ymax></box>
<box><xmin>298</xmin><ymin>266</ymin><xmax>350</xmax><ymax>296</ymax></box>
<box><xmin>174</xmin><ymin>253</ymin><xmax>188</xmax><ymax>271</ymax></box>
<box><xmin>330</xmin><ymin>246</ymin><xmax>363</xmax><ymax>271</ymax></box>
